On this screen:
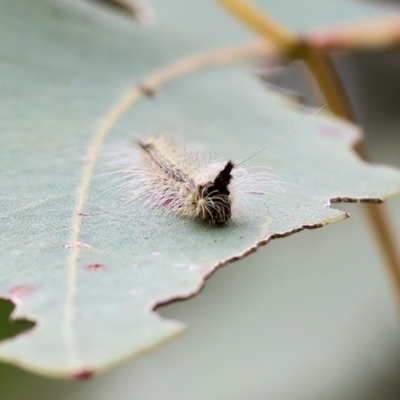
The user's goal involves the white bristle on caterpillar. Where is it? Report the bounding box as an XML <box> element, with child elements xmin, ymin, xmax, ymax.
<box><xmin>105</xmin><ymin>136</ymin><xmax>282</xmax><ymax>225</ymax></box>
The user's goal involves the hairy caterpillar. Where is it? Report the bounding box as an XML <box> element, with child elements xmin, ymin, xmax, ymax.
<box><xmin>105</xmin><ymin>136</ymin><xmax>280</xmax><ymax>226</ymax></box>
<box><xmin>107</xmin><ymin>106</ymin><xmax>325</xmax><ymax>225</ymax></box>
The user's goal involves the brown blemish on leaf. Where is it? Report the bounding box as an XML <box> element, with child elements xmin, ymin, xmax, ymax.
<box><xmin>71</xmin><ymin>368</ymin><xmax>94</xmax><ymax>380</ymax></box>
<box><xmin>85</xmin><ymin>263</ymin><xmax>106</xmax><ymax>271</ymax></box>
<box><xmin>136</xmin><ymin>83</ymin><xmax>157</xmax><ymax>97</ymax></box>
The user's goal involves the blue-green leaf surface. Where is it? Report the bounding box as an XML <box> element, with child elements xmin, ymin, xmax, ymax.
<box><xmin>0</xmin><ymin>0</ymin><xmax>399</xmax><ymax>377</ymax></box>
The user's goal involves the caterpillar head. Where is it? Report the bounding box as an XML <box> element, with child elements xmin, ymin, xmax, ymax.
<box><xmin>196</xmin><ymin>161</ymin><xmax>234</xmax><ymax>225</ymax></box>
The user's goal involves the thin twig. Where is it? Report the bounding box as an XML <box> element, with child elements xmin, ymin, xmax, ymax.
<box><xmin>216</xmin><ymin>0</ymin><xmax>297</xmax><ymax>56</ymax></box>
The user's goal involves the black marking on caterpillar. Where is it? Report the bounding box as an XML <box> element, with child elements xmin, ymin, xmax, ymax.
<box><xmin>138</xmin><ymin>138</ymin><xmax>236</xmax><ymax>225</ymax></box>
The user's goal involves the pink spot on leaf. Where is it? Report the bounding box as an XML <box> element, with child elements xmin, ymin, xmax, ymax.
<box><xmin>72</xmin><ymin>369</ymin><xmax>94</xmax><ymax>380</ymax></box>
<box><xmin>85</xmin><ymin>263</ymin><xmax>105</xmax><ymax>271</ymax></box>
<box><xmin>9</xmin><ymin>285</ymin><xmax>34</xmax><ymax>297</ymax></box>
<box><xmin>64</xmin><ymin>241</ymin><xmax>92</xmax><ymax>249</ymax></box>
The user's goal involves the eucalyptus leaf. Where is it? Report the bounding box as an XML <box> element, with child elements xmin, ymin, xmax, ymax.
<box><xmin>0</xmin><ymin>0</ymin><xmax>400</xmax><ymax>378</ymax></box>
